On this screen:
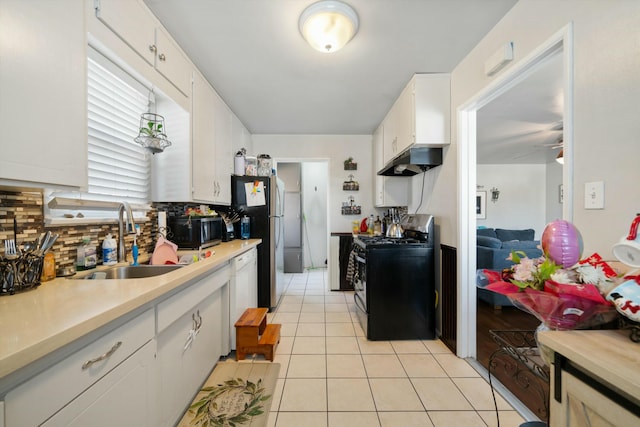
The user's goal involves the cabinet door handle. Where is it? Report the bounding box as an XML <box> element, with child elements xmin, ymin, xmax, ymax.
<box><xmin>193</xmin><ymin>310</ymin><xmax>202</xmax><ymax>334</ymax></box>
<box><xmin>82</xmin><ymin>341</ymin><xmax>122</xmax><ymax>370</ymax></box>
<box><xmin>149</xmin><ymin>44</ymin><xmax>157</xmax><ymax>53</ymax></box>
<box><xmin>158</xmin><ymin>53</ymin><xmax>166</xmax><ymax>62</ymax></box>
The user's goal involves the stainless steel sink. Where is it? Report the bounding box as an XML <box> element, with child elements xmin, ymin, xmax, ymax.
<box><xmin>75</xmin><ymin>264</ymin><xmax>184</xmax><ymax>280</ymax></box>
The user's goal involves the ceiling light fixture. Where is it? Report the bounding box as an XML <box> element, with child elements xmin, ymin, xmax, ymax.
<box><xmin>556</xmin><ymin>148</ymin><xmax>564</xmax><ymax>164</ymax></box>
<box><xmin>299</xmin><ymin>0</ymin><xmax>359</xmax><ymax>53</ymax></box>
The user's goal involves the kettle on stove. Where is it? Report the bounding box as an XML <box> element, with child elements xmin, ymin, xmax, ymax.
<box><xmin>386</xmin><ymin>208</ymin><xmax>404</xmax><ymax>238</ymax></box>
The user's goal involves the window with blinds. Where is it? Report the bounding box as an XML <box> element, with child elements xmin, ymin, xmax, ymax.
<box><xmin>46</xmin><ymin>50</ymin><xmax>152</xmax><ymax>220</ymax></box>
<box><xmin>86</xmin><ymin>56</ymin><xmax>151</xmax><ymax>204</ymax></box>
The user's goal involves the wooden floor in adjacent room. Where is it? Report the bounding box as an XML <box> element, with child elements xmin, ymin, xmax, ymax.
<box><xmin>476</xmin><ymin>300</ymin><xmax>550</xmax><ymax>422</ymax></box>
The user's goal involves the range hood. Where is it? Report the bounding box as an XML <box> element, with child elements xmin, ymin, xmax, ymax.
<box><xmin>377</xmin><ymin>146</ymin><xmax>443</xmax><ymax>176</ymax></box>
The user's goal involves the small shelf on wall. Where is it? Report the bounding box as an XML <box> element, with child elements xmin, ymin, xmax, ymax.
<box><xmin>343</xmin><ymin>157</ymin><xmax>357</xmax><ymax>170</ymax></box>
<box><xmin>342</xmin><ymin>174</ymin><xmax>359</xmax><ymax>191</ymax></box>
<box><xmin>341</xmin><ymin>195</ymin><xmax>360</xmax><ymax>215</ymax></box>
<box><xmin>341</xmin><ymin>205</ymin><xmax>361</xmax><ymax>215</ymax></box>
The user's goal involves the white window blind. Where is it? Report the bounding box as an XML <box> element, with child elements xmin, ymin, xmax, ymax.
<box><xmin>87</xmin><ymin>56</ymin><xmax>151</xmax><ymax>204</ymax></box>
<box><xmin>46</xmin><ymin>52</ymin><xmax>152</xmax><ymax>220</ymax></box>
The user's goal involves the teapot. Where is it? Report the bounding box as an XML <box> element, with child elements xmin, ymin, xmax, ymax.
<box><xmin>612</xmin><ymin>214</ymin><xmax>640</xmax><ymax>267</ymax></box>
<box><xmin>385</xmin><ymin>208</ymin><xmax>404</xmax><ymax>238</ymax></box>
<box><xmin>386</xmin><ymin>221</ymin><xmax>404</xmax><ymax>238</ymax></box>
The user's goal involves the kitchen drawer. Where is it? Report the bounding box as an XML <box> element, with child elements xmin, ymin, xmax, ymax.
<box><xmin>41</xmin><ymin>340</ymin><xmax>157</xmax><ymax>427</ymax></box>
<box><xmin>157</xmin><ymin>264</ymin><xmax>231</xmax><ymax>332</ymax></box>
<box><xmin>5</xmin><ymin>308</ymin><xmax>154</xmax><ymax>427</ymax></box>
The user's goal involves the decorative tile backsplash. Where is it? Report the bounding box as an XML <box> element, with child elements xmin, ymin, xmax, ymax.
<box><xmin>0</xmin><ymin>190</ymin><xmax>158</xmax><ymax>271</ymax></box>
<box><xmin>0</xmin><ymin>190</ymin><xmax>229</xmax><ymax>273</ymax></box>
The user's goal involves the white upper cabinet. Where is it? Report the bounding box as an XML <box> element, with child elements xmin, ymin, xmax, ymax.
<box><xmin>191</xmin><ymin>71</ymin><xmax>217</xmax><ymax>203</ymax></box>
<box><xmin>154</xmin><ymin>26</ymin><xmax>192</xmax><ymax>96</ymax></box>
<box><xmin>0</xmin><ymin>0</ymin><xmax>87</xmax><ymax>189</ymax></box>
<box><xmin>232</xmin><ymin>114</ymin><xmax>253</xmax><ymax>158</ymax></box>
<box><xmin>373</xmin><ymin>124</ymin><xmax>409</xmax><ymax>207</ymax></box>
<box><xmin>212</xmin><ymin>91</ymin><xmax>233</xmax><ymax>205</ymax></box>
<box><xmin>382</xmin><ymin>73</ymin><xmax>450</xmax><ymax>164</ymax></box>
<box><xmin>94</xmin><ymin>0</ymin><xmax>191</xmax><ymax>96</ymax></box>
<box><xmin>156</xmin><ymin>71</ymin><xmax>236</xmax><ymax>204</ymax></box>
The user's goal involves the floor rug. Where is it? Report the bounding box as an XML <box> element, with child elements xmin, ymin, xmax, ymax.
<box><xmin>178</xmin><ymin>360</ymin><xmax>280</xmax><ymax>427</ymax></box>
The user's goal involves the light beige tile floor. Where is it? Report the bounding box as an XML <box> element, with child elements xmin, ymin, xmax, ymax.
<box><xmin>257</xmin><ymin>268</ymin><xmax>528</xmax><ymax>427</ymax></box>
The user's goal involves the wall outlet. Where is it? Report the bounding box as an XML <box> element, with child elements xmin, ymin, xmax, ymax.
<box><xmin>585</xmin><ymin>181</ymin><xmax>605</xmax><ymax>209</ymax></box>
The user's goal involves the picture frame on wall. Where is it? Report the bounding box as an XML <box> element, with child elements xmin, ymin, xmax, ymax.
<box><xmin>476</xmin><ymin>191</ymin><xmax>486</xmax><ymax>219</ymax></box>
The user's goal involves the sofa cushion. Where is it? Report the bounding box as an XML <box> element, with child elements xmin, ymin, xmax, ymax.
<box><xmin>495</xmin><ymin>228</ymin><xmax>535</xmax><ymax>242</ymax></box>
<box><xmin>477</xmin><ymin>228</ymin><xmax>497</xmax><ymax>239</ymax></box>
<box><xmin>501</xmin><ymin>240</ymin><xmax>540</xmax><ymax>250</ymax></box>
<box><xmin>477</xmin><ymin>235</ymin><xmax>502</xmax><ymax>249</ymax></box>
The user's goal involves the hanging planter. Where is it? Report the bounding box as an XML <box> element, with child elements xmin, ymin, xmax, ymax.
<box><xmin>134</xmin><ymin>113</ymin><xmax>172</xmax><ymax>154</ymax></box>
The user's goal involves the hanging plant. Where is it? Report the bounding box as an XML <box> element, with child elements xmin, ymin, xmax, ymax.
<box><xmin>134</xmin><ymin>112</ymin><xmax>172</xmax><ymax>154</ymax></box>
<box><xmin>139</xmin><ymin>120</ymin><xmax>163</xmax><ymax>138</ymax></box>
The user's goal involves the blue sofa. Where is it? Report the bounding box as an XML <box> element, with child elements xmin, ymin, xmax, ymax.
<box><xmin>476</xmin><ymin>228</ymin><xmax>543</xmax><ymax>308</ymax></box>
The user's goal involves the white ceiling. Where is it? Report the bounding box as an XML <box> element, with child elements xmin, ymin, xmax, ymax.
<box><xmin>143</xmin><ymin>0</ymin><xmax>518</xmax><ymax>135</ymax></box>
<box><xmin>477</xmin><ymin>52</ymin><xmax>564</xmax><ymax>165</ymax></box>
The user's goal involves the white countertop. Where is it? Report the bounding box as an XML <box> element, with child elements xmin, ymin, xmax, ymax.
<box><xmin>538</xmin><ymin>329</ymin><xmax>640</xmax><ymax>401</ymax></box>
<box><xmin>0</xmin><ymin>239</ymin><xmax>260</xmax><ymax>382</ymax></box>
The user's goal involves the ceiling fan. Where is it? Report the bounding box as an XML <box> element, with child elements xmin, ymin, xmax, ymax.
<box><xmin>510</xmin><ymin>121</ymin><xmax>563</xmax><ymax>161</ymax></box>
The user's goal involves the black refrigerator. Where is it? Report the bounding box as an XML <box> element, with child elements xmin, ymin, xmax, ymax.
<box><xmin>231</xmin><ymin>175</ymin><xmax>285</xmax><ymax>310</ymax></box>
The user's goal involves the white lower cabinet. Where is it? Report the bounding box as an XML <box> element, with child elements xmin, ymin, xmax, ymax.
<box><xmin>42</xmin><ymin>340</ymin><xmax>157</xmax><ymax>427</ymax></box>
<box><xmin>156</xmin><ymin>265</ymin><xmax>231</xmax><ymax>426</ymax></box>
<box><xmin>5</xmin><ymin>308</ymin><xmax>155</xmax><ymax>427</ymax></box>
<box><xmin>230</xmin><ymin>248</ymin><xmax>258</xmax><ymax>350</ymax></box>
<box><xmin>3</xmin><ymin>264</ymin><xmax>234</xmax><ymax>427</ymax></box>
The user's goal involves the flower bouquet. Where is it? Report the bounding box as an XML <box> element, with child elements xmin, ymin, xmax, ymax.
<box><xmin>483</xmin><ymin>220</ymin><xmax>623</xmax><ymax>363</ymax></box>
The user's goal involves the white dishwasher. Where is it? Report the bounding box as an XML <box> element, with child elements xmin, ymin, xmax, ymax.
<box><xmin>230</xmin><ymin>247</ymin><xmax>257</xmax><ymax>350</ymax></box>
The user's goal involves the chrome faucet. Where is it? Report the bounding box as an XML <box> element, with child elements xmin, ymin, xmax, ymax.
<box><xmin>117</xmin><ymin>202</ymin><xmax>136</xmax><ymax>262</ymax></box>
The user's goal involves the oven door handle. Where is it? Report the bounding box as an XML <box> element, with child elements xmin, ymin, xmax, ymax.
<box><xmin>353</xmin><ymin>293</ymin><xmax>367</xmax><ymax>315</ymax></box>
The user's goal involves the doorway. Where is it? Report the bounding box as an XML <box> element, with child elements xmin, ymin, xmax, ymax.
<box><xmin>475</xmin><ymin>48</ymin><xmax>564</xmax><ymax>374</ymax></box>
<box><xmin>275</xmin><ymin>160</ymin><xmax>329</xmax><ymax>272</ymax></box>
<box><xmin>457</xmin><ymin>24</ymin><xmax>574</xmax><ymax>359</ymax></box>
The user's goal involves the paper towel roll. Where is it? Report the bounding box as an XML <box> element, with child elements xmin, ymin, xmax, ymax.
<box><xmin>234</xmin><ymin>155</ymin><xmax>245</xmax><ymax>176</ymax></box>
<box><xmin>158</xmin><ymin>211</ymin><xmax>167</xmax><ymax>231</ymax></box>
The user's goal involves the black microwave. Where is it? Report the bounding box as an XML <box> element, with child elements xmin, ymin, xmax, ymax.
<box><xmin>168</xmin><ymin>216</ymin><xmax>222</xmax><ymax>249</ymax></box>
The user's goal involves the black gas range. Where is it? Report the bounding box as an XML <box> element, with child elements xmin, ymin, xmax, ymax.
<box><xmin>354</xmin><ymin>235</ymin><xmax>428</xmax><ymax>249</ymax></box>
<box><xmin>352</xmin><ymin>214</ymin><xmax>436</xmax><ymax>340</ymax></box>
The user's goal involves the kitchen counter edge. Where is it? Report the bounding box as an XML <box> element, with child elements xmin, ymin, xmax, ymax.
<box><xmin>538</xmin><ymin>328</ymin><xmax>640</xmax><ymax>402</ymax></box>
<box><xmin>0</xmin><ymin>239</ymin><xmax>261</xmax><ymax>384</ymax></box>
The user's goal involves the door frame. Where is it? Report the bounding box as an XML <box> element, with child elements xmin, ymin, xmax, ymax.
<box><xmin>456</xmin><ymin>23</ymin><xmax>574</xmax><ymax>358</ymax></box>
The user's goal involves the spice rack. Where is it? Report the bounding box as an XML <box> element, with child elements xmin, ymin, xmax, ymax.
<box><xmin>341</xmin><ymin>195</ymin><xmax>361</xmax><ymax>215</ymax></box>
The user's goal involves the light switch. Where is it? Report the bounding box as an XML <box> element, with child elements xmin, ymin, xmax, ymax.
<box><xmin>585</xmin><ymin>181</ymin><xmax>605</xmax><ymax>209</ymax></box>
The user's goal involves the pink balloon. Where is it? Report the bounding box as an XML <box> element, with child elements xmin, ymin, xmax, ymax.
<box><xmin>541</xmin><ymin>220</ymin><xmax>583</xmax><ymax>267</ymax></box>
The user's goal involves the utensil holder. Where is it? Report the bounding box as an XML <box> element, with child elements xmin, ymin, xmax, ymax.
<box><xmin>1</xmin><ymin>253</ymin><xmax>44</xmax><ymax>295</ymax></box>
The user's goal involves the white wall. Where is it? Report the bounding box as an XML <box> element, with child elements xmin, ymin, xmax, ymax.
<box><xmin>476</xmin><ymin>164</ymin><xmax>547</xmax><ymax>238</ymax></box>
<box><xmin>443</xmin><ymin>0</ymin><xmax>640</xmax><ymax>259</ymax></box>
<box><xmin>545</xmin><ymin>160</ymin><xmax>563</xmax><ymax>223</ymax></box>
<box><xmin>252</xmin><ymin>134</ymin><xmax>374</xmax><ymax>234</ymax></box>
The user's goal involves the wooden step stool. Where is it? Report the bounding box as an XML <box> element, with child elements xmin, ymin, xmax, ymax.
<box><xmin>234</xmin><ymin>307</ymin><xmax>281</xmax><ymax>361</ymax></box>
